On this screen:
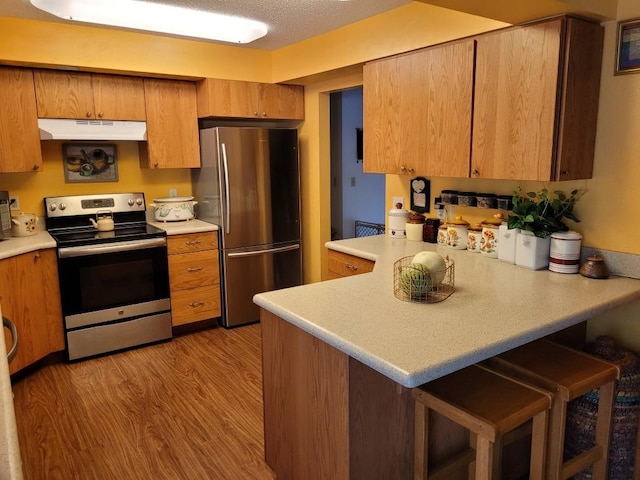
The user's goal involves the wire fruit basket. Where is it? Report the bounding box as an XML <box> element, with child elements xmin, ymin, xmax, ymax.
<box><xmin>393</xmin><ymin>255</ymin><xmax>455</xmax><ymax>303</ymax></box>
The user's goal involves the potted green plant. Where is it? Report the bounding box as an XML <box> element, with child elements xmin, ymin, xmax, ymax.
<box><xmin>507</xmin><ymin>188</ymin><xmax>585</xmax><ymax>270</ymax></box>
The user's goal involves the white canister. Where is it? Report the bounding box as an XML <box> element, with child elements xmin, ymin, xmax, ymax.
<box><xmin>498</xmin><ymin>223</ymin><xmax>519</xmax><ymax>264</ymax></box>
<box><xmin>388</xmin><ymin>206</ymin><xmax>408</xmax><ymax>238</ymax></box>
<box><xmin>467</xmin><ymin>225</ymin><xmax>483</xmax><ymax>253</ymax></box>
<box><xmin>446</xmin><ymin>216</ymin><xmax>469</xmax><ymax>250</ymax></box>
<box><xmin>515</xmin><ymin>231</ymin><xmax>551</xmax><ymax>270</ymax></box>
<box><xmin>437</xmin><ymin>225</ymin><xmax>448</xmax><ymax>246</ymax></box>
<box><xmin>11</xmin><ymin>213</ymin><xmax>38</xmax><ymax>237</ymax></box>
<box><xmin>479</xmin><ymin>214</ymin><xmax>503</xmax><ymax>259</ymax></box>
<box><xmin>549</xmin><ymin>231</ymin><xmax>582</xmax><ymax>274</ymax></box>
<box><xmin>406</xmin><ymin>223</ymin><xmax>424</xmax><ymax>241</ymax></box>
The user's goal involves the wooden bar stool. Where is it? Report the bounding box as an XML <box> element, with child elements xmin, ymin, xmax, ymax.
<box><xmin>487</xmin><ymin>339</ymin><xmax>620</xmax><ymax>480</ymax></box>
<box><xmin>412</xmin><ymin>364</ymin><xmax>552</xmax><ymax>480</ymax></box>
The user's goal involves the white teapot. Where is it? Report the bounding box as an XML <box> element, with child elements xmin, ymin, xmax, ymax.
<box><xmin>90</xmin><ymin>210</ymin><xmax>114</xmax><ymax>232</ymax></box>
<box><xmin>11</xmin><ymin>213</ymin><xmax>38</xmax><ymax>237</ymax></box>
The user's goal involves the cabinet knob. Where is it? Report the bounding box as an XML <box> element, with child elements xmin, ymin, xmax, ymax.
<box><xmin>261</xmin><ymin>112</ymin><xmax>267</xmax><ymax>117</ymax></box>
<box><xmin>153</xmin><ymin>162</ymin><xmax>159</xmax><ymax>168</ymax></box>
<box><xmin>471</xmin><ymin>168</ymin><xmax>479</xmax><ymax>176</ymax></box>
<box><xmin>253</xmin><ymin>111</ymin><xmax>259</xmax><ymax>117</ymax></box>
<box><xmin>408</xmin><ymin>167</ymin><xmax>415</xmax><ymax>174</ymax></box>
<box><xmin>189</xmin><ymin>301</ymin><xmax>205</xmax><ymax>308</ymax></box>
<box><xmin>32</xmin><ymin>164</ymin><xmax>40</xmax><ymax>171</ymax></box>
<box><xmin>98</xmin><ymin>112</ymin><xmax>104</xmax><ymax>118</ymax></box>
<box><xmin>400</xmin><ymin>166</ymin><xmax>407</xmax><ymax>173</ymax></box>
<box><xmin>560</xmin><ymin>170</ymin><xmax>569</xmax><ymax>176</ymax></box>
<box><xmin>86</xmin><ymin>112</ymin><xmax>92</xmax><ymax>118</ymax></box>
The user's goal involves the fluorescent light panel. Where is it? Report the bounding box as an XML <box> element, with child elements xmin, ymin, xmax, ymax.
<box><xmin>29</xmin><ymin>0</ymin><xmax>268</xmax><ymax>44</ymax></box>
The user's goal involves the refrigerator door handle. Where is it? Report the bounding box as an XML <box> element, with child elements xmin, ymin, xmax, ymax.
<box><xmin>227</xmin><ymin>243</ymin><xmax>300</xmax><ymax>258</ymax></box>
<box><xmin>221</xmin><ymin>142</ymin><xmax>231</xmax><ymax>234</ymax></box>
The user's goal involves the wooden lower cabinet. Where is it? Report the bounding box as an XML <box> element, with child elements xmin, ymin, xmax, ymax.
<box><xmin>261</xmin><ymin>310</ymin><xmax>414</xmax><ymax>479</ymax></box>
<box><xmin>167</xmin><ymin>232</ymin><xmax>221</xmax><ymax>327</ymax></box>
<box><xmin>327</xmin><ymin>250</ymin><xmax>375</xmax><ymax>279</ymax></box>
<box><xmin>0</xmin><ymin>250</ymin><xmax>64</xmax><ymax>375</ymax></box>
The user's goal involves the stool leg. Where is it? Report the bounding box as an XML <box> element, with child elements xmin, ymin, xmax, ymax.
<box><xmin>546</xmin><ymin>398</ymin><xmax>567</xmax><ymax>480</ymax></box>
<box><xmin>529</xmin><ymin>410</ymin><xmax>548</xmax><ymax>480</ymax></box>
<box><xmin>475</xmin><ymin>436</ymin><xmax>493</xmax><ymax>480</ymax></box>
<box><xmin>414</xmin><ymin>402</ymin><xmax>429</xmax><ymax>480</ymax></box>
<box><xmin>592</xmin><ymin>380</ymin><xmax>616</xmax><ymax>480</ymax></box>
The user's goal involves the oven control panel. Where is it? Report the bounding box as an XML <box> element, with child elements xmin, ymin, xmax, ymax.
<box><xmin>44</xmin><ymin>192</ymin><xmax>146</xmax><ymax>218</ymax></box>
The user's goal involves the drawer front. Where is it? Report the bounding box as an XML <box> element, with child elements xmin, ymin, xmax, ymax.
<box><xmin>327</xmin><ymin>250</ymin><xmax>375</xmax><ymax>277</ymax></box>
<box><xmin>169</xmin><ymin>250</ymin><xmax>219</xmax><ymax>291</ymax></box>
<box><xmin>167</xmin><ymin>232</ymin><xmax>218</xmax><ymax>254</ymax></box>
<box><xmin>171</xmin><ymin>284</ymin><xmax>221</xmax><ymax>326</ymax></box>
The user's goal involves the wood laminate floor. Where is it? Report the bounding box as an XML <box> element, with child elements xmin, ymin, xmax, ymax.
<box><xmin>11</xmin><ymin>324</ymin><xmax>276</xmax><ymax>480</ymax></box>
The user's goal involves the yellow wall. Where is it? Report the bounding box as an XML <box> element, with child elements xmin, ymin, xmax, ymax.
<box><xmin>1</xmin><ymin>142</ymin><xmax>191</xmax><ymax>215</ymax></box>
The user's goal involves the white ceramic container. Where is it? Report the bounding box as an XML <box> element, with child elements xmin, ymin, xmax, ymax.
<box><xmin>437</xmin><ymin>225</ymin><xmax>448</xmax><ymax>246</ymax></box>
<box><xmin>388</xmin><ymin>207</ymin><xmax>408</xmax><ymax>238</ymax></box>
<box><xmin>151</xmin><ymin>197</ymin><xmax>197</xmax><ymax>222</ymax></box>
<box><xmin>406</xmin><ymin>222</ymin><xmax>424</xmax><ymax>241</ymax></box>
<box><xmin>498</xmin><ymin>223</ymin><xmax>519</xmax><ymax>264</ymax></box>
<box><xmin>466</xmin><ymin>225</ymin><xmax>482</xmax><ymax>253</ymax></box>
<box><xmin>446</xmin><ymin>216</ymin><xmax>469</xmax><ymax>250</ymax></box>
<box><xmin>515</xmin><ymin>231</ymin><xmax>551</xmax><ymax>270</ymax></box>
<box><xmin>10</xmin><ymin>213</ymin><xmax>37</xmax><ymax>237</ymax></box>
<box><xmin>549</xmin><ymin>231</ymin><xmax>582</xmax><ymax>274</ymax></box>
<box><xmin>480</xmin><ymin>225</ymin><xmax>499</xmax><ymax>258</ymax></box>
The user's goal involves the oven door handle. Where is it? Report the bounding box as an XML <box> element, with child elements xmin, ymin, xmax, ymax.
<box><xmin>58</xmin><ymin>238</ymin><xmax>167</xmax><ymax>258</ymax></box>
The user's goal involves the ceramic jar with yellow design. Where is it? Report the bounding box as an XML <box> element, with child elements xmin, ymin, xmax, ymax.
<box><xmin>467</xmin><ymin>224</ymin><xmax>483</xmax><ymax>253</ymax></box>
<box><xmin>480</xmin><ymin>214</ymin><xmax>503</xmax><ymax>258</ymax></box>
<box><xmin>447</xmin><ymin>215</ymin><xmax>470</xmax><ymax>250</ymax></box>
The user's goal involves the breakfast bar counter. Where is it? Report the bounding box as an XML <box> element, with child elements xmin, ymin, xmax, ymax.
<box><xmin>253</xmin><ymin>235</ymin><xmax>640</xmax><ymax>480</ymax></box>
<box><xmin>255</xmin><ymin>235</ymin><xmax>640</xmax><ymax>388</ymax></box>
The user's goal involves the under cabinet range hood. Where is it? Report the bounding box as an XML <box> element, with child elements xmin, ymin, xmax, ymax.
<box><xmin>38</xmin><ymin>119</ymin><xmax>147</xmax><ymax>141</ymax></box>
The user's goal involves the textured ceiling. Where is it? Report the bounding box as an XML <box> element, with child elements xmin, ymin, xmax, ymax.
<box><xmin>0</xmin><ymin>0</ymin><xmax>412</xmax><ymax>50</ymax></box>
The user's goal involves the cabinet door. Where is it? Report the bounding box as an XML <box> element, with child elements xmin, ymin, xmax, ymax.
<box><xmin>196</xmin><ymin>78</ymin><xmax>257</xmax><ymax>118</ymax></box>
<box><xmin>363</xmin><ymin>40</ymin><xmax>474</xmax><ymax>177</ymax></box>
<box><xmin>258</xmin><ymin>83</ymin><xmax>304</xmax><ymax>120</ymax></box>
<box><xmin>141</xmin><ymin>79</ymin><xmax>200</xmax><ymax>168</ymax></box>
<box><xmin>91</xmin><ymin>74</ymin><xmax>146</xmax><ymax>121</ymax></box>
<box><xmin>472</xmin><ymin>19</ymin><xmax>562</xmax><ymax>181</ymax></box>
<box><xmin>0</xmin><ymin>68</ymin><xmax>43</xmax><ymax>173</ymax></box>
<box><xmin>34</xmin><ymin>70</ymin><xmax>95</xmax><ymax>119</ymax></box>
<box><xmin>0</xmin><ymin>253</ymin><xmax>51</xmax><ymax>375</ymax></box>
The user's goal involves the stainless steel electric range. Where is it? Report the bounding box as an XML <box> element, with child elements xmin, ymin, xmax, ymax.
<box><xmin>44</xmin><ymin>192</ymin><xmax>171</xmax><ymax>361</ymax></box>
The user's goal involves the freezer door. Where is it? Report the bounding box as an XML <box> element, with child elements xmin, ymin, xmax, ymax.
<box><xmin>216</xmin><ymin>127</ymin><xmax>300</xmax><ymax>249</ymax></box>
<box><xmin>221</xmin><ymin>243</ymin><xmax>302</xmax><ymax>328</ymax></box>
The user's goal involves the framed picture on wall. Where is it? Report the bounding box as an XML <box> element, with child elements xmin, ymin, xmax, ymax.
<box><xmin>616</xmin><ymin>18</ymin><xmax>640</xmax><ymax>75</ymax></box>
<box><xmin>63</xmin><ymin>143</ymin><xmax>118</xmax><ymax>183</ymax></box>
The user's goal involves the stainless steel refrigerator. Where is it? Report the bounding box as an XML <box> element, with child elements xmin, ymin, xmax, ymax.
<box><xmin>192</xmin><ymin>126</ymin><xmax>302</xmax><ymax>328</ymax></box>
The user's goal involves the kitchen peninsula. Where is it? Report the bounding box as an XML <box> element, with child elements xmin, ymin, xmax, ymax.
<box><xmin>254</xmin><ymin>235</ymin><xmax>640</xmax><ymax>479</ymax></box>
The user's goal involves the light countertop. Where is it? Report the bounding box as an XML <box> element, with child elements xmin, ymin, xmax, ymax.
<box><xmin>253</xmin><ymin>235</ymin><xmax>640</xmax><ymax>388</ymax></box>
<box><xmin>0</xmin><ymin>219</ymin><xmax>218</xmax><ymax>260</ymax></box>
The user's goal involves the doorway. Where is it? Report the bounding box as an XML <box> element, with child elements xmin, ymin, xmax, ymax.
<box><xmin>330</xmin><ymin>87</ymin><xmax>385</xmax><ymax>240</ymax></box>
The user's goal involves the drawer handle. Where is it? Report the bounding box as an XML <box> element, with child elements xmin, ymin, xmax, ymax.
<box><xmin>345</xmin><ymin>263</ymin><xmax>358</xmax><ymax>271</ymax></box>
<box><xmin>185</xmin><ymin>240</ymin><xmax>201</xmax><ymax>246</ymax></box>
<box><xmin>189</xmin><ymin>301</ymin><xmax>205</xmax><ymax>308</ymax></box>
<box><xmin>187</xmin><ymin>266</ymin><xmax>203</xmax><ymax>272</ymax></box>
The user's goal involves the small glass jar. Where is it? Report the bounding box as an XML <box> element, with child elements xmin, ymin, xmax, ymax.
<box><xmin>441</xmin><ymin>190</ymin><xmax>458</xmax><ymax>205</ymax></box>
<box><xmin>423</xmin><ymin>218</ymin><xmax>440</xmax><ymax>243</ymax></box>
<box><xmin>476</xmin><ymin>193</ymin><xmax>497</xmax><ymax>209</ymax></box>
<box><xmin>457</xmin><ymin>192</ymin><xmax>477</xmax><ymax>207</ymax></box>
<box><xmin>496</xmin><ymin>195</ymin><xmax>513</xmax><ymax>210</ymax></box>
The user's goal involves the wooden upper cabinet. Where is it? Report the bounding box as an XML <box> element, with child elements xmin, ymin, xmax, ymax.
<box><xmin>0</xmin><ymin>67</ymin><xmax>43</xmax><ymax>173</ymax></box>
<box><xmin>363</xmin><ymin>40</ymin><xmax>474</xmax><ymax>177</ymax></box>
<box><xmin>140</xmin><ymin>78</ymin><xmax>200</xmax><ymax>169</ymax></box>
<box><xmin>34</xmin><ymin>70</ymin><xmax>146</xmax><ymax>121</ymax></box>
<box><xmin>196</xmin><ymin>78</ymin><xmax>304</xmax><ymax>120</ymax></box>
<box><xmin>472</xmin><ymin>17</ymin><xmax>603</xmax><ymax>181</ymax></box>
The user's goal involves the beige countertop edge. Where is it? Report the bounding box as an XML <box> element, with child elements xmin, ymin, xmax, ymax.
<box><xmin>0</xmin><ymin>220</ymin><xmax>219</xmax><ymax>260</ymax></box>
<box><xmin>254</xmin><ymin>235</ymin><xmax>640</xmax><ymax>388</ymax></box>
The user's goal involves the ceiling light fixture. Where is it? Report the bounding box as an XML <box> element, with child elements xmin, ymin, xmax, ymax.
<box><xmin>29</xmin><ymin>0</ymin><xmax>268</xmax><ymax>44</ymax></box>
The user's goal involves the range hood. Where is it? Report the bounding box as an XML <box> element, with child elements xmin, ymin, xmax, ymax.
<box><xmin>38</xmin><ymin>118</ymin><xmax>147</xmax><ymax>141</ymax></box>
